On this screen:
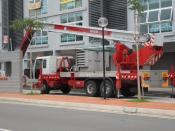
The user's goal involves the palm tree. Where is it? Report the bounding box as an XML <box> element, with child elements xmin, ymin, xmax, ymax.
<box><xmin>11</xmin><ymin>18</ymin><xmax>43</xmax><ymax>55</ymax></box>
<box><xmin>128</xmin><ymin>0</ymin><xmax>144</xmax><ymax>100</ymax></box>
<box><xmin>128</xmin><ymin>0</ymin><xmax>144</xmax><ymax>14</ymax></box>
<box><xmin>10</xmin><ymin>18</ymin><xmax>43</xmax><ymax>32</ymax></box>
<box><xmin>11</xmin><ymin>18</ymin><xmax>43</xmax><ymax>92</ymax></box>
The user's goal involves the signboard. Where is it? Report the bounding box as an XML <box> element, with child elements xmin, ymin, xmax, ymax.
<box><xmin>3</xmin><ymin>35</ymin><xmax>9</xmax><ymax>44</ymax></box>
<box><xmin>61</xmin><ymin>0</ymin><xmax>74</xmax><ymax>4</ymax></box>
<box><xmin>28</xmin><ymin>2</ymin><xmax>41</xmax><ymax>10</ymax></box>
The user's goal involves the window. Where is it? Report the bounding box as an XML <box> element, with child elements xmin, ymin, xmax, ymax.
<box><xmin>60</xmin><ymin>15</ymin><xmax>67</xmax><ymax>23</ymax></box>
<box><xmin>148</xmin><ymin>11</ymin><xmax>159</xmax><ymax>22</ymax></box>
<box><xmin>60</xmin><ymin>0</ymin><xmax>82</xmax><ymax>11</ymax></box>
<box><xmin>160</xmin><ymin>8</ymin><xmax>172</xmax><ymax>20</ymax></box>
<box><xmin>43</xmin><ymin>60</ymin><xmax>47</xmax><ymax>68</ymax></box>
<box><xmin>161</xmin><ymin>0</ymin><xmax>172</xmax><ymax>8</ymax></box>
<box><xmin>60</xmin><ymin>12</ymin><xmax>83</xmax><ymax>43</ymax></box>
<box><xmin>29</xmin><ymin>0</ymin><xmax>40</xmax><ymax>3</ymax></box>
<box><xmin>29</xmin><ymin>0</ymin><xmax>48</xmax><ymax>17</ymax></box>
<box><xmin>68</xmin><ymin>13</ymin><xmax>75</xmax><ymax>22</ymax></box>
<box><xmin>140</xmin><ymin>12</ymin><xmax>147</xmax><ymax>23</ymax></box>
<box><xmin>60</xmin><ymin>12</ymin><xmax>83</xmax><ymax>24</ymax></box>
<box><xmin>75</xmin><ymin>0</ymin><xmax>82</xmax><ymax>7</ymax></box>
<box><xmin>41</xmin><ymin>0</ymin><xmax>48</xmax><ymax>14</ymax></box>
<box><xmin>161</xmin><ymin>21</ymin><xmax>172</xmax><ymax>32</ymax></box>
<box><xmin>67</xmin><ymin>1</ymin><xmax>74</xmax><ymax>10</ymax></box>
<box><xmin>140</xmin><ymin>24</ymin><xmax>148</xmax><ymax>33</ymax></box>
<box><xmin>149</xmin><ymin>0</ymin><xmax>159</xmax><ymax>9</ymax></box>
<box><xmin>68</xmin><ymin>34</ymin><xmax>76</xmax><ymax>42</ymax></box>
<box><xmin>35</xmin><ymin>59</ymin><xmax>43</xmax><ymax>69</ymax></box>
<box><xmin>140</xmin><ymin>0</ymin><xmax>148</xmax><ymax>10</ymax></box>
<box><xmin>149</xmin><ymin>23</ymin><xmax>160</xmax><ymax>33</ymax></box>
<box><xmin>32</xmin><ymin>31</ymin><xmax>48</xmax><ymax>46</ymax></box>
<box><xmin>75</xmin><ymin>12</ymin><xmax>83</xmax><ymax>21</ymax></box>
<box><xmin>139</xmin><ymin>0</ymin><xmax>172</xmax><ymax>33</ymax></box>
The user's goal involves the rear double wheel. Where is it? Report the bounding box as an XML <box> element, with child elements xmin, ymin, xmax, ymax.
<box><xmin>100</xmin><ymin>79</ymin><xmax>114</xmax><ymax>98</ymax></box>
<box><xmin>85</xmin><ymin>80</ymin><xmax>99</xmax><ymax>97</ymax></box>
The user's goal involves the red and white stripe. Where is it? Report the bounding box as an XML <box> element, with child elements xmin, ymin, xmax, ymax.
<box><xmin>121</xmin><ymin>74</ymin><xmax>137</xmax><ymax>80</ymax></box>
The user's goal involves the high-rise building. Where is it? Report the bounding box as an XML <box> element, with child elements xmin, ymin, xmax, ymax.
<box><xmin>23</xmin><ymin>0</ymin><xmax>128</xmax><ymax>72</ymax></box>
<box><xmin>0</xmin><ymin>0</ymin><xmax>23</xmax><ymax>51</ymax></box>
<box><xmin>0</xmin><ymin>0</ymin><xmax>23</xmax><ymax>76</ymax></box>
<box><xmin>0</xmin><ymin>0</ymin><xmax>2</xmax><ymax>51</ymax></box>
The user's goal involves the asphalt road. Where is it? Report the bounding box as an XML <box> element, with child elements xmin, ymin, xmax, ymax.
<box><xmin>0</xmin><ymin>102</ymin><xmax>175</xmax><ymax>131</ymax></box>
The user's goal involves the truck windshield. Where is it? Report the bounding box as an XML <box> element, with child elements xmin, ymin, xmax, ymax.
<box><xmin>69</xmin><ymin>59</ymin><xmax>75</xmax><ymax>67</ymax></box>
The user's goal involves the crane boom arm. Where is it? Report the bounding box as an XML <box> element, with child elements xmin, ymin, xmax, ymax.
<box><xmin>20</xmin><ymin>22</ymin><xmax>146</xmax><ymax>57</ymax></box>
<box><xmin>43</xmin><ymin>22</ymin><xmax>138</xmax><ymax>45</ymax></box>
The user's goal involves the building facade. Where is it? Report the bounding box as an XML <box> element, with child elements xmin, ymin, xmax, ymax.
<box><xmin>0</xmin><ymin>0</ymin><xmax>23</xmax><ymax>91</ymax></box>
<box><xmin>128</xmin><ymin>0</ymin><xmax>175</xmax><ymax>70</ymax></box>
<box><xmin>23</xmin><ymin>0</ymin><xmax>128</xmax><ymax>72</ymax></box>
<box><xmin>0</xmin><ymin>0</ymin><xmax>2</xmax><ymax>51</ymax></box>
<box><xmin>0</xmin><ymin>0</ymin><xmax>23</xmax><ymax>51</ymax></box>
<box><xmin>23</xmin><ymin>0</ymin><xmax>175</xmax><ymax>72</ymax></box>
<box><xmin>0</xmin><ymin>0</ymin><xmax>23</xmax><ymax>76</ymax></box>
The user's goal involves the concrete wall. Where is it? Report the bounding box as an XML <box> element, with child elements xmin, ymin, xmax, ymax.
<box><xmin>0</xmin><ymin>0</ymin><xmax>2</xmax><ymax>50</ymax></box>
<box><xmin>0</xmin><ymin>51</ymin><xmax>22</xmax><ymax>92</ymax></box>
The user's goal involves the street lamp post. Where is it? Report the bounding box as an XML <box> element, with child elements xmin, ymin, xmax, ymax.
<box><xmin>98</xmin><ymin>17</ymin><xmax>108</xmax><ymax>99</ymax></box>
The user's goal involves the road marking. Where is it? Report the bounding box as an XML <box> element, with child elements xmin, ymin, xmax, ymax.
<box><xmin>0</xmin><ymin>128</ymin><xmax>12</xmax><ymax>131</ymax></box>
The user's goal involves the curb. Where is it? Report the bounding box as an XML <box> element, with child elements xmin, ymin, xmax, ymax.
<box><xmin>0</xmin><ymin>97</ymin><xmax>175</xmax><ymax>119</ymax></box>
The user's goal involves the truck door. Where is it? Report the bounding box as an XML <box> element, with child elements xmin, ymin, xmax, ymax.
<box><xmin>33</xmin><ymin>59</ymin><xmax>43</xmax><ymax>79</ymax></box>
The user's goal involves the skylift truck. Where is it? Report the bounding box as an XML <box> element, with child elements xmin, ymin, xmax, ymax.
<box><xmin>20</xmin><ymin>23</ymin><xmax>164</xmax><ymax>98</ymax></box>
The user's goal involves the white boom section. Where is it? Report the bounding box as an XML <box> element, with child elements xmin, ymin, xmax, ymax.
<box><xmin>60</xmin><ymin>70</ymin><xmax>130</xmax><ymax>78</ymax></box>
<box><xmin>43</xmin><ymin>22</ymin><xmax>144</xmax><ymax>45</ymax></box>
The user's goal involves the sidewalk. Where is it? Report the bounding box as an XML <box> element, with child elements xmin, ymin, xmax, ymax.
<box><xmin>0</xmin><ymin>92</ymin><xmax>175</xmax><ymax>119</ymax></box>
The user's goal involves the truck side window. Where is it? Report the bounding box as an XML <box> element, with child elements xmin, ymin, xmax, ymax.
<box><xmin>35</xmin><ymin>59</ymin><xmax>42</xmax><ymax>69</ymax></box>
<box><xmin>43</xmin><ymin>60</ymin><xmax>47</xmax><ymax>69</ymax></box>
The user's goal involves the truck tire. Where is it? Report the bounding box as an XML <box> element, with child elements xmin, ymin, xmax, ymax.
<box><xmin>100</xmin><ymin>79</ymin><xmax>114</xmax><ymax>98</ymax></box>
<box><xmin>61</xmin><ymin>85</ymin><xmax>71</xmax><ymax>94</ymax></box>
<box><xmin>121</xmin><ymin>86</ymin><xmax>137</xmax><ymax>97</ymax></box>
<box><xmin>41</xmin><ymin>81</ymin><xmax>50</xmax><ymax>94</ymax></box>
<box><xmin>85</xmin><ymin>80</ymin><xmax>99</xmax><ymax>97</ymax></box>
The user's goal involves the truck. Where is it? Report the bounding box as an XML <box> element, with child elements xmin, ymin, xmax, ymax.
<box><xmin>20</xmin><ymin>22</ymin><xmax>164</xmax><ymax>98</ymax></box>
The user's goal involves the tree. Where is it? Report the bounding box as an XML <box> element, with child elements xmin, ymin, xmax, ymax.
<box><xmin>128</xmin><ymin>0</ymin><xmax>144</xmax><ymax>15</ymax></box>
<box><xmin>128</xmin><ymin>0</ymin><xmax>144</xmax><ymax>100</ymax></box>
<box><xmin>10</xmin><ymin>18</ymin><xmax>43</xmax><ymax>32</ymax></box>
<box><xmin>10</xmin><ymin>18</ymin><xmax>43</xmax><ymax>92</ymax></box>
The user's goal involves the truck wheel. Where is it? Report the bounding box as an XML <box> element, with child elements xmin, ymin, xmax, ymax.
<box><xmin>61</xmin><ymin>85</ymin><xmax>71</xmax><ymax>94</ymax></box>
<box><xmin>100</xmin><ymin>80</ymin><xmax>114</xmax><ymax>98</ymax></box>
<box><xmin>41</xmin><ymin>81</ymin><xmax>50</xmax><ymax>94</ymax></box>
<box><xmin>121</xmin><ymin>86</ymin><xmax>137</xmax><ymax>97</ymax></box>
<box><xmin>85</xmin><ymin>80</ymin><xmax>98</xmax><ymax>97</ymax></box>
